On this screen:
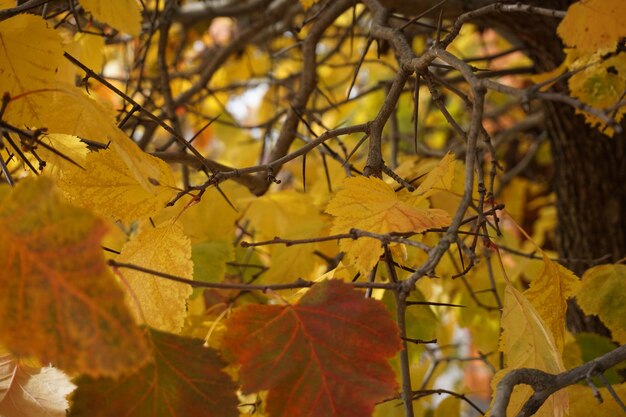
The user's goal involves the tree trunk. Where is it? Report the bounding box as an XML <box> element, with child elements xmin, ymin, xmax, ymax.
<box><xmin>480</xmin><ymin>2</ymin><xmax>626</xmax><ymax>334</ymax></box>
<box><xmin>382</xmin><ymin>0</ymin><xmax>625</xmax><ymax>333</ymax></box>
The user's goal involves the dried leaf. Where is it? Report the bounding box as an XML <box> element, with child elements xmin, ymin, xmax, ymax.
<box><xmin>0</xmin><ymin>350</ymin><xmax>76</xmax><ymax>417</ymax></box>
<box><xmin>222</xmin><ymin>280</ymin><xmax>402</xmax><ymax>417</ymax></box>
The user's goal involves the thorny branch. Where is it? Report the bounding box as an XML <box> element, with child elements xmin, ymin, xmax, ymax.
<box><xmin>7</xmin><ymin>1</ymin><xmax>625</xmax><ymax>416</ymax></box>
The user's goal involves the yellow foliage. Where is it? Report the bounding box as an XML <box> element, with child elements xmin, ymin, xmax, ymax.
<box><xmin>299</xmin><ymin>0</ymin><xmax>319</xmax><ymax>11</ymax></box>
<box><xmin>568</xmin><ymin>52</ymin><xmax>626</xmax><ymax>134</ymax></box>
<box><xmin>326</xmin><ymin>176</ymin><xmax>450</xmax><ymax>275</ymax></box>
<box><xmin>60</xmin><ymin>32</ymin><xmax>105</xmax><ymax>80</ymax></box>
<box><xmin>245</xmin><ymin>191</ymin><xmax>327</xmax><ymax>283</ymax></box>
<box><xmin>434</xmin><ymin>396</ymin><xmax>460</xmax><ymax>417</ymax></box>
<box><xmin>523</xmin><ymin>255</ymin><xmax>580</xmax><ymax>353</ymax></box>
<box><xmin>558</xmin><ymin>0</ymin><xmax>626</xmax><ymax>53</ymax></box>
<box><xmin>0</xmin><ymin>15</ymin><xmax>63</xmax><ymax>122</ymax></box>
<box><xmin>118</xmin><ymin>221</ymin><xmax>193</xmax><ymax>333</ymax></box>
<box><xmin>569</xmin><ymin>383</ymin><xmax>626</xmax><ymax>416</ymax></box>
<box><xmin>408</xmin><ymin>152</ymin><xmax>457</xmax><ymax>202</ymax></box>
<box><xmin>38</xmin><ymin>134</ymin><xmax>89</xmax><ymax>174</ymax></box>
<box><xmin>178</xmin><ymin>184</ymin><xmax>247</xmax><ymax>243</ymax></box>
<box><xmin>56</xmin><ymin>142</ymin><xmax>176</xmax><ymax>223</ymax></box>
<box><xmin>577</xmin><ymin>264</ymin><xmax>626</xmax><ymax>344</ymax></box>
<box><xmin>79</xmin><ymin>0</ymin><xmax>142</xmax><ymax>36</ymax></box>
<box><xmin>497</xmin><ymin>285</ymin><xmax>568</xmax><ymax>417</ymax></box>
<box><xmin>192</xmin><ymin>240</ymin><xmax>234</xmax><ymax>284</ymax></box>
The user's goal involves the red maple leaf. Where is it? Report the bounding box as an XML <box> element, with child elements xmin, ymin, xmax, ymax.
<box><xmin>222</xmin><ymin>279</ymin><xmax>402</xmax><ymax>417</ymax></box>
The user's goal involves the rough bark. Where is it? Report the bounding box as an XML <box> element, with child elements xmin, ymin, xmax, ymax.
<box><xmin>382</xmin><ymin>0</ymin><xmax>626</xmax><ymax>333</ymax></box>
<box><xmin>486</xmin><ymin>2</ymin><xmax>626</xmax><ymax>272</ymax></box>
<box><xmin>482</xmin><ymin>2</ymin><xmax>626</xmax><ymax>334</ymax></box>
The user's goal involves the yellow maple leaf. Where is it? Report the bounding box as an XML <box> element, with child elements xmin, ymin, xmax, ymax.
<box><xmin>577</xmin><ymin>264</ymin><xmax>626</xmax><ymax>344</ymax></box>
<box><xmin>118</xmin><ymin>221</ymin><xmax>193</xmax><ymax>333</ymax></box>
<box><xmin>0</xmin><ymin>177</ymin><xmax>150</xmax><ymax>377</ymax></box>
<box><xmin>0</xmin><ymin>349</ymin><xmax>75</xmax><ymax>417</ymax></box>
<box><xmin>79</xmin><ymin>0</ymin><xmax>142</xmax><ymax>37</ymax></box>
<box><xmin>0</xmin><ymin>15</ymin><xmax>63</xmax><ymax>124</ymax></box>
<box><xmin>326</xmin><ymin>176</ymin><xmax>450</xmax><ymax>275</ymax></box>
<box><xmin>496</xmin><ymin>285</ymin><xmax>568</xmax><ymax>417</ymax></box>
<box><xmin>394</xmin><ymin>153</ymin><xmax>458</xmax><ymax>208</ymax></box>
<box><xmin>558</xmin><ymin>0</ymin><xmax>626</xmax><ymax>53</ymax></box>
<box><xmin>523</xmin><ymin>255</ymin><xmax>581</xmax><ymax>353</ymax></box>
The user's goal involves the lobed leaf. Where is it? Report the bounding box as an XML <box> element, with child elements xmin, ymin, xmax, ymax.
<box><xmin>70</xmin><ymin>330</ymin><xmax>239</xmax><ymax>417</ymax></box>
<box><xmin>326</xmin><ymin>176</ymin><xmax>450</xmax><ymax>274</ymax></box>
<box><xmin>222</xmin><ymin>279</ymin><xmax>402</xmax><ymax>417</ymax></box>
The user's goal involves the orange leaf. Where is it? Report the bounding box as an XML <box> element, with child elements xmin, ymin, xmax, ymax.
<box><xmin>0</xmin><ymin>177</ymin><xmax>150</xmax><ymax>377</ymax></box>
<box><xmin>222</xmin><ymin>279</ymin><xmax>402</xmax><ymax>417</ymax></box>
<box><xmin>69</xmin><ymin>330</ymin><xmax>239</xmax><ymax>417</ymax></box>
